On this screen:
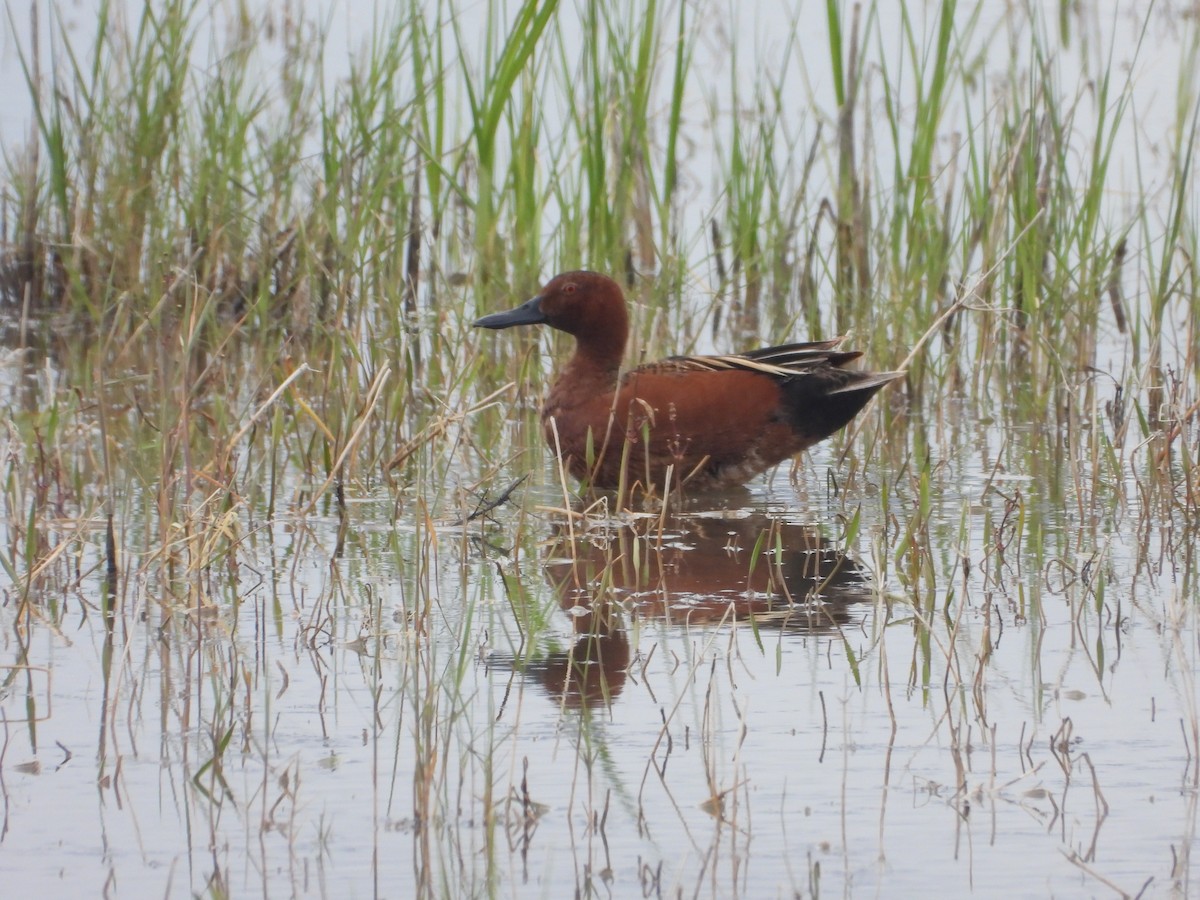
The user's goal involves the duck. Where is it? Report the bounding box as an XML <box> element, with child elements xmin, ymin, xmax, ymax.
<box><xmin>474</xmin><ymin>270</ymin><xmax>901</xmax><ymax>491</ymax></box>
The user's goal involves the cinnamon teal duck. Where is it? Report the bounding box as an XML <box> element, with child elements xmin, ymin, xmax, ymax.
<box><xmin>474</xmin><ymin>271</ymin><xmax>901</xmax><ymax>491</ymax></box>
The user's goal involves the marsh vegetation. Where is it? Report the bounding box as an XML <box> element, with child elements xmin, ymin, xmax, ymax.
<box><xmin>0</xmin><ymin>0</ymin><xmax>1198</xmax><ymax>895</ymax></box>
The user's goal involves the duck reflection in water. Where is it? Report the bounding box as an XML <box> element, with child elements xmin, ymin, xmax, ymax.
<box><xmin>517</xmin><ymin>512</ymin><xmax>873</xmax><ymax>710</ymax></box>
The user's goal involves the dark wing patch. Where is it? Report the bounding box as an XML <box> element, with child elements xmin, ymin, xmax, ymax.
<box><xmin>739</xmin><ymin>338</ymin><xmax>845</xmax><ymax>361</ymax></box>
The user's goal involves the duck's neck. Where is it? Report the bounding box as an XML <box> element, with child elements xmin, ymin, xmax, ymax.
<box><xmin>564</xmin><ymin>342</ymin><xmax>622</xmax><ymax>386</ymax></box>
<box><xmin>547</xmin><ymin>332</ymin><xmax>626</xmax><ymax>411</ymax></box>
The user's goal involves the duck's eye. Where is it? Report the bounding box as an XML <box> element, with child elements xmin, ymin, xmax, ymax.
<box><xmin>563</xmin><ymin>282</ymin><xmax>577</xmax><ymax>294</ymax></box>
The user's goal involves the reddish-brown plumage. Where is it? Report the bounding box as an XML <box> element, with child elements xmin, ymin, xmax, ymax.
<box><xmin>475</xmin><ymin>271</ymin><xmax>902</xmax><ymax>491</ymax></box>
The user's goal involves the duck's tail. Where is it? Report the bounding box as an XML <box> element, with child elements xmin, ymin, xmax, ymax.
<box><xmin>780</xmin><ymin>367</ymin><xmax>903</xmax><ymax>446</ymax></box>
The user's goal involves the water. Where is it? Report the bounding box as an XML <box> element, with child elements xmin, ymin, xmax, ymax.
<box><xmin>1</xmin><ymin>439</ymin><xmax>1195</xmax><ymax>896</ymax></box>
<box><xmin>1</xmin><ymin>0</ymin><xmax>1199</xmax><ymax>897</ymax></box>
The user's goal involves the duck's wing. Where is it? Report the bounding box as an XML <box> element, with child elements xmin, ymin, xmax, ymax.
<box><xmin>628</xmin><ymin>338</ymin><xmax>870</xmax><ymax>380</ymax></box>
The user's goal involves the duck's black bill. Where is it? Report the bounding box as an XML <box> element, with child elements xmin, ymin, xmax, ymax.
<box><xmin>473</xmin><ymin>296</ymin><xmax>546</xmax><ymax>329</ymax></box>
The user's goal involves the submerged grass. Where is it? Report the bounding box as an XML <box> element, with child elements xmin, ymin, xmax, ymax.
<box><xmin>0</xmin><ymin>0</ymin><xmax>1198</xmax><ymax>895</ymax></box>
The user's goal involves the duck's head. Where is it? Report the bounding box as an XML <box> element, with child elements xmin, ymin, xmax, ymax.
<box><xmin>473</xmin><ymin>271</ymin><xmax>629</xmax><ymax>344</ymax></box>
